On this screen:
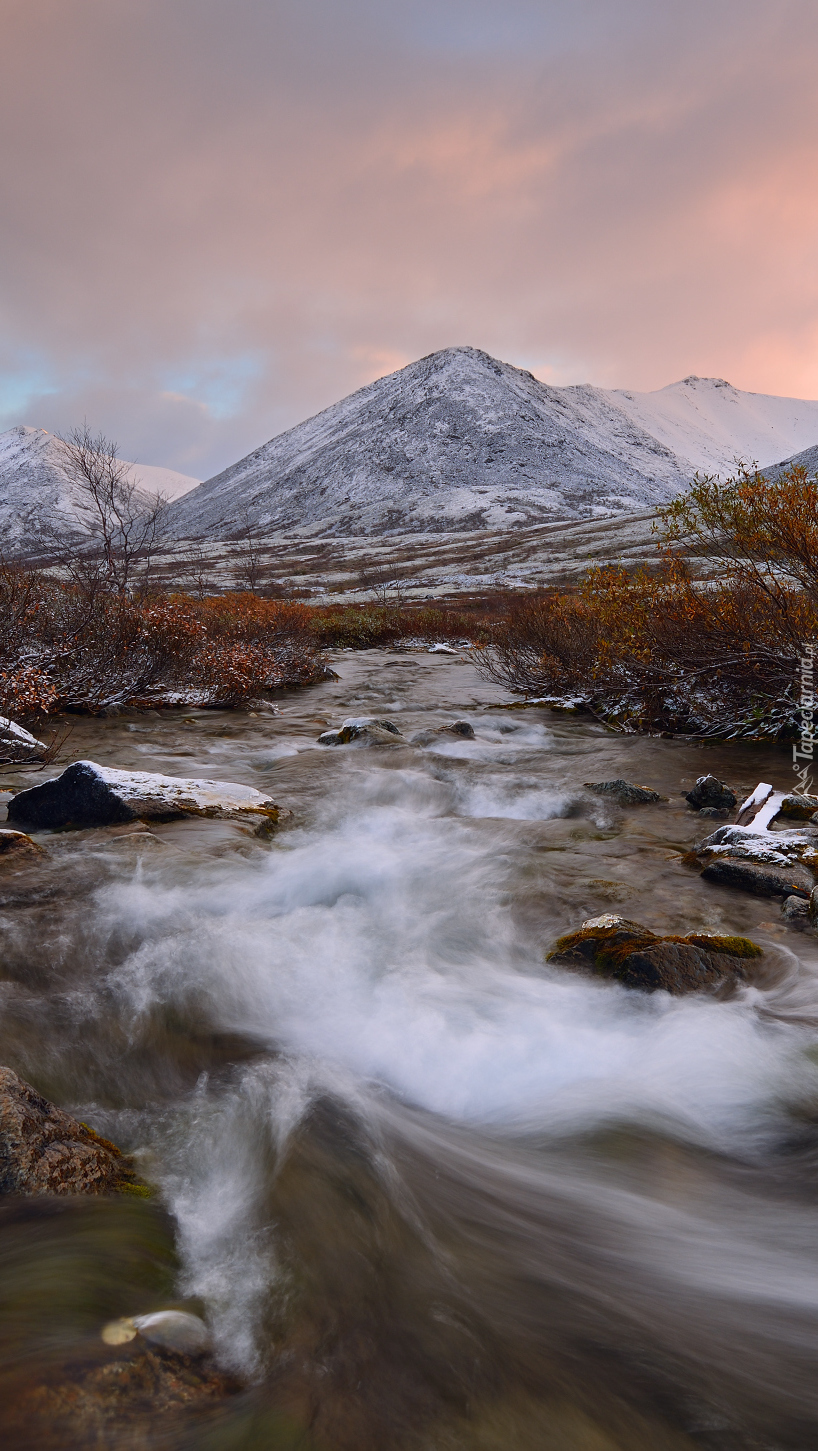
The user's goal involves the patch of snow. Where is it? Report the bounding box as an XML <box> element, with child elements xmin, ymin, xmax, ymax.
<box><xmin>0</xmin><ymin>715</ymin><xmax>45</xmax><ymax>750</ymax></box>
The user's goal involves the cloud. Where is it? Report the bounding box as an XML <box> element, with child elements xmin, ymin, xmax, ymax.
<box><xmin>2</xmin><ymin>0</ymin><xmax>818</xmax><ymax>476</ymax></box>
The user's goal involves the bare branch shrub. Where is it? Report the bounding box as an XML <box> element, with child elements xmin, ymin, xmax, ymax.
<box><xmin>50</xmin><ymin>424</ymin><xmax>168</xmax><ymax>598</ymax></box>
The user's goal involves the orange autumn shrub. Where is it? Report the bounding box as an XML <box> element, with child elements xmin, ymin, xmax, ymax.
<box><xmin>0</xmin><ymin>572</ymin><xmax>327</xmax><ymax>719</ymax></box>
<box><xmin>477</xmin><ymin>465</ymin><xmax>818</xmax><ymax>739</ymax></box>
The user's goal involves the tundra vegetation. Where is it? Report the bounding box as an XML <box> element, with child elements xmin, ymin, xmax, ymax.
<box><xmin>477</xmin><ymin>464</ymin><xmax>818</xmax><ymax>740</ymax></box>
<box><xmin>0</xmin><ymin>461</ymin><xmax>814</xmax><ymax>752</ymax></box>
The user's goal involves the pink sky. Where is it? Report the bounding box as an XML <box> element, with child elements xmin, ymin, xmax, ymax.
<box><xmin>2</xmin><ymin>0</ymin><xmax>818</xmax><ymax>478</ymax></box>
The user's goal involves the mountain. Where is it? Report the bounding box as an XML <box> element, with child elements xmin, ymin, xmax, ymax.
<box><xmin>609</xmin><ymin>375</ymin><xmax>818</xmax><ymax>478</ymax></box>
<box><xmin>0</xmin><ymin>427</ymin><xmax>200</xmax><ymax>551</ymax></box>
<box><xmin>763</xmin><ymin>441</ymin><xmax>818</xmax><ymax>483</ymax></box>
<box><xmin>165</xmin><ymin>349</ymin><xmax>818</xmax><ymax>540</ymax></box>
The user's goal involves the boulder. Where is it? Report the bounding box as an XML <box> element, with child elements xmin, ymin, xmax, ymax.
<box><xmin>0</xmin><ymin>714</ymin><xmax>47</xmax><ymax>764</ymax></box>
<box><xmin>778</xmin><ymin>793</ymin><xmax>818</xmax><ymax>820</ymax></box>
<box><xmin>7</xmin><ymin>760</ymin><xmax>278</xmax><ymax>830</ymax></box>
<box><xmin>0</xmin><ymin>1066</ymin><xmax>144</xmax><ymax>1196</ymax></box>
<box><xmin>548</xmin><ymin>913</ymin><xmax>762</xmax><ymax>995</ymax></box>
<box><xmin>437</xmin><ymin>720</ymin><xmax>475</xmax><ymax>738</ymax></box>
<box><xmin>698</xmin><ymin>806</ymin><xmax>729</xmax><ymax>820</ymax></box>
<box><xmin>781</xmin><ymin>895</ymin><xmax>812</xmax><ymax>930</ymax></box>
<box><xmin>685</xmin><ymin>775</ymin><xmax>737</xmax><ymax>810</ymax></box>
<box><xmin>0</xmin><ymin>828</ymin><xmax>47</xmax><ymax>864</ymax></box>
<box><xmin>318</xmin><ymin>717</ymin><xmax>405</xmax><ymax>747</ymax></box>
<box><xmin>584</xmin><ymin>779</ymin><xmax>667</xmax><ymax>806</ymax></box>
<box><xmin>700</xmin><ymin>857</ymin><xmax>815</xmax><ymax>898</ymax></box>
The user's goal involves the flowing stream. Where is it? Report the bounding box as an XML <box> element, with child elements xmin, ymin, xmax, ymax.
<box><xmin>3</xmin><ymin>648</ymin><xmax>818</xmax><ymax>1449</ymax></box>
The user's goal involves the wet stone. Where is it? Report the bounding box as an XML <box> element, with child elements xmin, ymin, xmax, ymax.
<box><xmin>0</xmin><ymin>828</ymin><xmax>47</xmax><ymax>863</ymax></box>
<box><xmin>0</xmin><ymin>1066</ymin><xmax>144</xmax><ymax>1196</ymax></box>
<box><xmin>781</xmin><ymin>895</ymin><xmax>812</xmax><ymax>930</ymax></box>
<box><xmin>779</xmin><ymin>793</ymin><xmax>818</xmax><ymax>820</ymax></box>
<box><xmin>584</xmin><ymin>780</ymin><xmax>667</xmax><ymax>806</ymax></box>
<box><xmin>318</xmin><ymin>717</ymin><xmax>405</xmax><ymax>746</ymax></box>
<box><xmin>700</xmin><ymin>857</ymin><xmax>815</xmax><ymax>899</ymax></box>
<box><xmin>685</xmin><ymin>775</ymin><xmax>737</xmax><ymax>810</ymax></box>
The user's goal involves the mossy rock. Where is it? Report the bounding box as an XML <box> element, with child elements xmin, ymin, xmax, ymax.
<box><xmin>0</xmin><ymin>1068</ymin><xmax>148</xmax><ymax>1197</ymax></box>
<box><xmin>548</xmin><ymin>914</ymin><xmax>762</xmax><ymax>995</ymax></box>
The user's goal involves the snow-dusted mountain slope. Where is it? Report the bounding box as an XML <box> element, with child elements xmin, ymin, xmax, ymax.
<box><xmin>0</xmin><ymin>427</ymin><xmax>199</xmax><ymax>550</ymax></box>
<box><xmin>166</xmin><ymin>348</ymin><xmax>692</xmax><ymax>539</ymax></box>
<box><xmin>609</xmin><ymin>376</ymin><xmax>818</xmax><ymax>477</ymax></box>
<box><xmin>167</xmin><ymin>348</ymin><xmax>818</xmax><ymax>541</ymax></box>
<box><xmin>763</xmin><ymin>441</ymin><xmax>818</xmax><ymax>483</ymax></box>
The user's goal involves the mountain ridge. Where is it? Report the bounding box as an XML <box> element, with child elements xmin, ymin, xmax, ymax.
<box><xmin>165</xmin><ymin>347</ymin><xmax>818</xmax><ymax>539</ymax></box>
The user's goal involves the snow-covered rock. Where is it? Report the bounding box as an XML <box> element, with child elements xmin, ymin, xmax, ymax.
<box><xmin>7</xmin><ymin>760</ymin><xmax>278</xmax><ymax>829</ymax></box>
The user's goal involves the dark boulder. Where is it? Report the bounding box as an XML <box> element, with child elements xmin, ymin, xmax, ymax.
<box><xmin>437</xmin><ymin>720</ymin><xmax>475</xmax><ymax>738</ymax></box>
<box><xmin>700</xmin><ymin>857</ymin><xmax>815</xmax><ymax>899</ymax></box>
<box><xmin>685</xmin><ymin>775</ymin><xmax>737</xmax><ymax>810</ymax></box>
<box><xmin>584</xmin><ymin>780</ymin><xmax>667</xmax><ymax>806</ymax></box>
<box><xmin>548</xmin><ymin>913</ymin><xmax>762</xmax><ymax>995</ymax></box>
<box><xmin>0</xmin><ymin>1066</ymin><xmax>144</xmax><ymax>1196</ymax></box>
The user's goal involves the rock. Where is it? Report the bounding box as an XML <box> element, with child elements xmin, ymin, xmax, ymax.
<box><xmin>318</xmin><ymin>717</ymin><xmax>405</xmax><ymax>746</ymax></box>
<box><xmin>685</xmin><ymin>775</ymin><xmax>737</xmax><ymax>810</ymax></box>
<box><xmin>547</xmin><ymin>913</ymin><xmax>762</xmax><ymax>995</ymax></box>
<box><xmin>781</xmin><ymin>895</ymin><xmax>812</xmax><ymax>930</ymax></box>
<box><xmin>584</xmin><ymin>779</ymin><xmax>667</xmax><ymax>806</ymax></box>
<box><xmin>0</xmin><ymin>828</ymin><xmax>47</xmax><ymax>863</ymax></box>
<box><xmin>698</xmin><ymin>806</ymin><xmax>729</xmax><ymax>819</ymax></box>
<box><xmin>101</xmin><ymin>1310</ymin><xmax>210</xmax><ymax>1355</ymax></box>
<box><xmin>133</xmin><ymin>1310</ymin><xmax>212</xmax><ymax>1356</ymax></box>
<box><xmin>12</xmin><ymin>1339</ymin><xmax>238</xmax><ymax>1444</ymax></box>
<box><xmin>7</xmin><ymin>760</ymin><xmax>278</xmax><ymax>830</ymax></box>
<box><xmin>428</xmin><ymin>643</ymin><xmax>459</xmax><ymax>654</ymax></box>
<box><xmin>437</xmin><ymin>720</ymin><xmax>475</xmax><ymax>738</ymax></box>
<box><xmin>0</xmin><ymin>1066</ymin><xmax>144</xmax><ymax>1196</ymax></box>
<box><xmin>700</xmin><ymin>857</ymin><xmax>815</xmax><ymax>898</ymax></box>
<box><xmin>778</xmin><ymin>793</ymin><xmax>818</xmax><ymax>820</ymax></box>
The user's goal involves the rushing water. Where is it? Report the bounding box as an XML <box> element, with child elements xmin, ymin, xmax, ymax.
<box><xmin>4</xmin><ymin>648</ymin><xmax>818</xmax><ymax>1449</ymax></box>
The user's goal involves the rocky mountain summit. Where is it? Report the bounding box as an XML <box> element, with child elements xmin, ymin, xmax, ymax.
<box><xmin>165</xmin><ymin>347</ymin><xmax>692</xmax><ymax>538</ymax></box>
<box><xmin>5</xmin><ymin>349</ymin><xmax>818</xmax><ymax>549</ymax></box>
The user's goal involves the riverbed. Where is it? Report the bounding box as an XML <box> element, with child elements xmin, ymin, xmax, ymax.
<box><xmin>3</xmin><ymin>648</ymin><xmax>818</xmax><ymax>1449</ymax></box>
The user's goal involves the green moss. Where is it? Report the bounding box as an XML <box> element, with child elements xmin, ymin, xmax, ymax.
<box><xmin>683</xmin><ymin>933</ymin><xmax>764</xmax><ymax>958</ymax></box>
<box><xmin>117</xmin><ymin>1181</ymin><xmax>154</xmax><ymax>1199</ymax></box>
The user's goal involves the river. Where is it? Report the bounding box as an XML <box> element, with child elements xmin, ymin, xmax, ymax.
<box><xmin>3</xmin><ymin>648</ymin><xmax>818</xmax><ymax>1449</ymax></box>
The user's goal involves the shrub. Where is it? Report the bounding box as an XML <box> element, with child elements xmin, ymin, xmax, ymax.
<box><xmin>475</xmin><ymin>465</ymin><xmax>818</xmax><ymax>739</ymax></box>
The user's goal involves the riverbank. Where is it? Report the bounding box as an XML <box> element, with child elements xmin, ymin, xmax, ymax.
<box><xmin>2</xmin><ymin>649</ymin><xmax>818</xmax><ymax>1449</ymax></box>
